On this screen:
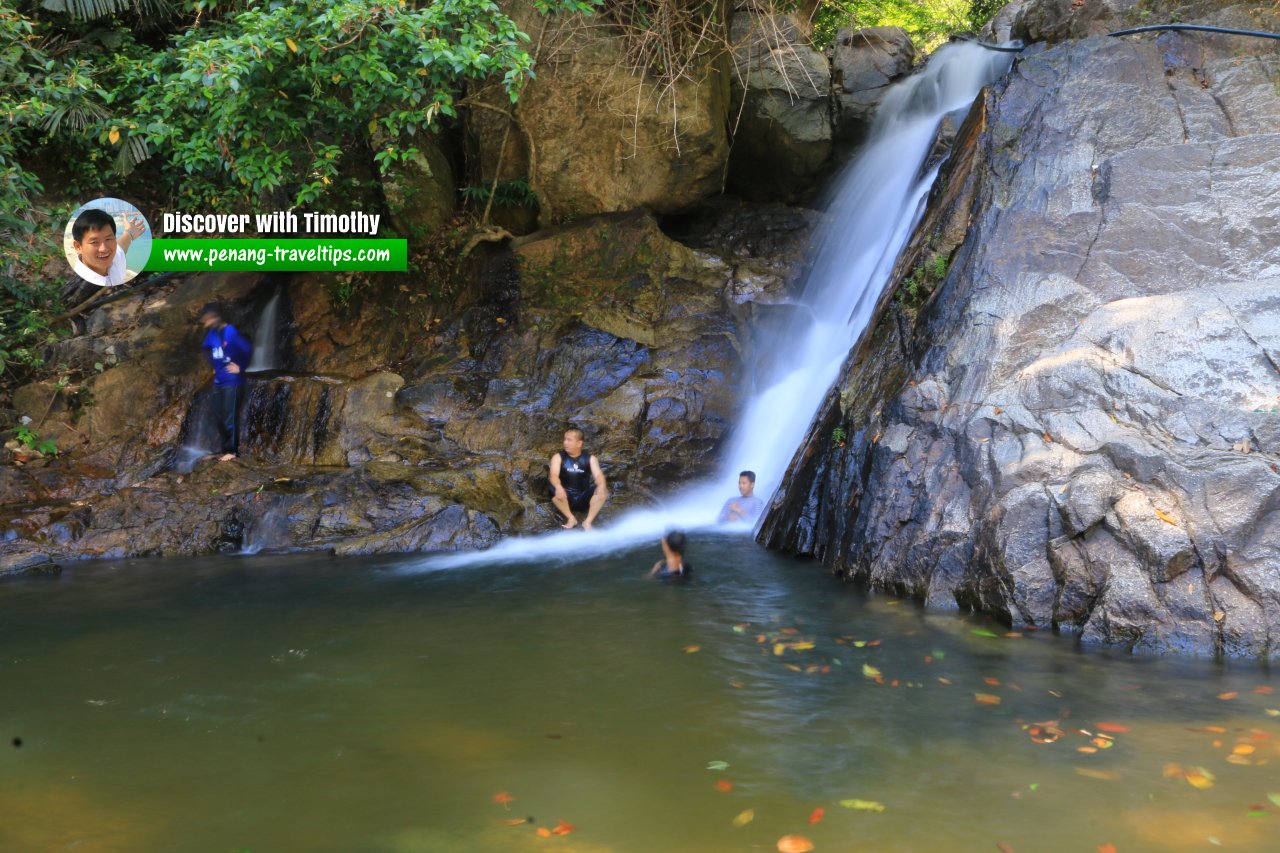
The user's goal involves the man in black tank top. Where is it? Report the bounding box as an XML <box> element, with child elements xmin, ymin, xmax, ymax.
<box><xmin>548</xmin><ymin>427</ymin><xmax>609</xmax><ymax>530</ymax></box>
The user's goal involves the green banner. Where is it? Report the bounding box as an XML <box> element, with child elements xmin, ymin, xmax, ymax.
<box><xmin>146</xmin><ymin>238</ymin><xmax>407</xmax><ymax>272</ymax></box>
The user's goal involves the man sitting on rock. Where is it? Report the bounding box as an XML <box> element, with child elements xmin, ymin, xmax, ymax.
<box><xmin>718</xmin><ymin>470</ymin><xmax>764</xmax><ymax>524</ymax></box>
<box><xmin>549</xmin><ymin>427</ymin><xmax>608</xmax><ymax>531</ymax></box>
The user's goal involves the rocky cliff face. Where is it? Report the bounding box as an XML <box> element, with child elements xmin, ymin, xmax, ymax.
<box><xmin>2</xmin><ymin>205</ymin><xmax>813</xmax><ymax>571</ymax></box>
<box><xmin>761</xmin><ymin>5</ymin><xmax>1280</xmax><ymax>657</ymax></box>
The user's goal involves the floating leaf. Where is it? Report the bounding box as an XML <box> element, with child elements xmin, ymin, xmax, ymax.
<box><xmin>495</xmin><ymin>817</ymin><xmax>532</xmax><ymax>827</ymax></box>
<box><xmin>862</xmin><ymin>664</ymin><xmax>882</xmax><ymax>679</ymax></box>
<box><xmin>715</xmin><ymin>779</ymin><xmax>734</xmax><ymax>792</ymax></box>
<box><xmin>1185</xmin><ymin>769</ymin><xmax>1215</xmax><ymax>789</ymax></box>
<box><xmin>550</xmin><ymin>820</ymin><xmax>575</xmax><ymax>836</ymax></box>
<box><xmin>1076</xmin><ymin>768</ymin><xmax>1121</xmax><ymax>780</ymax></box>
<box><xmin>1095</xmin><ymin>722</ymin><xmax>1130</xmax><ymax>733</ymax></box>
<box><xmin>706</xmin><ymin>760</ymin><xmax>729</xmax><ymax>771</ymax></box>
<box><xmin>983</xmin><ymin>677</ymin><xmax>1001</xmax><ymax>686</ymax></box>
<box><xmin>492</xmin><ymin>791</ymin><xmax>515</xmax><ymax>808</ymax></box>
<box><xmin>777</xmin><ymin>836</ymin><xmax>815</xmax><ymax>853</ymax></box>
<box><xmin>809</xmin><ymin>807</ymin><xmax>824</xmax><ymax>825</ymax></box>
<box><xmin>1268</xmin><ymin>793</ymin><xmax>1280</xmax><ymax>807</ymax></box>
<box><xmin>1265</xmin><ymin>709</ymin><xmax>1280</xmax><ymax>717</ymax></box>
<box><xmin>732</xmin><ymin>809</ymin><xmax>754</xmax><ymax>828</ymax></box>
<box><xmin>1097</xmin><ymin>845</ymin><xmax>1118</xmax><ymax>853</ymax></box>
<box><xmin>683</xmin><ymin>645</ymin><xmax>701</xmax><ymax>654</ymax></box>
<box><xmin>971</xmin><ymin>629</ymin><xmax>999</xmax><ymax>638</ymax></box>
<box><xmin>975</xmin><ymin>693</ymin><xmax>1002</xmax><ymax>705</ymax></box>
<box><xmin>536</xmin><ymin>827</ymin><xmax>551</xmax><ymax>838</ymax></box>
<box><xmin>1218</xmin><ymin>691</ymin><xmax>1239</xmax><ymax>700</ymax></box>
<box><xmin>1233</xmin><ymin>744</ymin><xmax>1256</xmax><ymax>755</ymax></box>
<box><xmin>997</xmin><ymin>843</ymin><xmax>1015</xmax><ymax>853</ymax></box>
<box><xmin>840</xmin><ymin>799</ymin><xmax>885</xmax><ymax>812</ymax></box>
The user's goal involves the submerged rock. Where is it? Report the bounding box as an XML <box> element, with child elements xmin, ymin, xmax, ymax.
<box><xmin>762</xmin><ymin>20</ymin><xmax>1280</xmax><ymax>657</ymax></box>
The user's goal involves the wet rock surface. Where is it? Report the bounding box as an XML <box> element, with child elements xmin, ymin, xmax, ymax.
<box><xmin>761</xmin><ymin>21</ymin><xmax>1280</xmax><ymax>657</ymax></box>
<box><xmin>3</xmin><ymin>206</ymin><xmax>814</xmax><ymax>572</ymax></box>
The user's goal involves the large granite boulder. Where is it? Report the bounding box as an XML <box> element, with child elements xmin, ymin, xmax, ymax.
<box><xmin>727</xmin><ymin>12</ymin><xmax>832</xmax><ymax>200</ymax></box>
<box><xmin>466</xmin><ymin>2</ymin><xmax>730</xmax><ymax>227</ymax></box>
<box><xmin>762</xmin><ymin>24</ymin><xmax>1280</xmax><ymax>657</ymax></box>
<box><xmin>830</xmin><ymin>26</ymin><xmax>916</xmax><ymax>145</ymax></box>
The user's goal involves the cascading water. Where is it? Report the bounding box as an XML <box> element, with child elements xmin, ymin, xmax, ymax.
<box><xmin>421</xmin><ymin>41</ymin><xmax>1014</xmax><ymax>570</ymax></box>
<box><xmin>247</xmin><ymin>288</ymin><xmax>282</xmax><ymax>373</ymax></box>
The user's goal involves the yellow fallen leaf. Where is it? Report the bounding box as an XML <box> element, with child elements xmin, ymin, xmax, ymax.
<box><xmin>732</xmin><ymin>809</ymin><xmax>754</xmax><ymax>828</ymax></box>
<box><xmin>1265</xmin><ymin>709</ymin><xmax>1280</xmax><ymax>717</ymax></box>
<box><xmin>682</xmin><ymin>645</ymin><xmax>700</xmax><ymax>654</ymax></box>
<box><xmin>285</xmin><ymin>37</ymin><xmax>298</xmax><ymax>53</ymax></box>
<box><xmin>1233</xmin><ymin>744</ymin><xmax>1255</xmax><ymax>755</ymax></box>
<box><xmin>774</xmin><ymin>643</ymin><xmax>786</xmax><ymax>656</ymax></box>
<box><xmin>840</xmin><ymin>799</ymin><xmax>885</xmax><ymax>812</ymax></box>
<box><xmin>862</xmin><ymin>664</ymin><xmax>882</xmax><ymax>679</ymax></box>
<box><xmin>975</xmin><ymin>693</ymin><xmax>1002</xmax><ymax>705</ymax></box>
<box><xmin>1154</xmin><ymin>508</ymin><xmax>1178</xmax><ymax>526</ymax></box>
<box><xmin>790</xmin><ymin>641</ymin><xmax>815</xmax><ymax>651</ymax></box>
<box><xmin>1184</xmin><ymin>768</ymin><xmax>1215</xmax><ymax>789</ymax></box>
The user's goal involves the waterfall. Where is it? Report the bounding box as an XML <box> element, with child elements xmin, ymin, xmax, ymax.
<box><xmin>247</xmin><ymin>288</ymin><xmax>282</xmax><ymax>373</ymax></box>
<box><xmin>417</xmin><ymin>41</ymin><xmax>1014</xmax><ymax>570</ymax></box>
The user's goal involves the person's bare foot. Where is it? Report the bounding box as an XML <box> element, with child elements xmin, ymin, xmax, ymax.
<box><xmin>561</xmin><ymin>517</ymin><xmax>578</xmax><ymax>530</ymax></box>
<box><xmin>582</xmin><ymin>520</ymin><xmax>594</xmax><ymax>532</ymax></box>
<box><xmin>218</xmin><ymin>453</ymin><xmax>237</xmax><ymax>462</ymax></box>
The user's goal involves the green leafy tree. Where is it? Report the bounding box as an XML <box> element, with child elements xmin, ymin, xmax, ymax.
<box><xmin>813</xmin><ymin>0</ymin><xmax>1003</xmax><ymax>50</ymax></box>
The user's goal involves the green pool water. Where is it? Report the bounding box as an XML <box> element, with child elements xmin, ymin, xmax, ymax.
<box><xmin>2</xmin><ymin>535</ymin><xmax>1277</xmax><ymax>852</ymax></box>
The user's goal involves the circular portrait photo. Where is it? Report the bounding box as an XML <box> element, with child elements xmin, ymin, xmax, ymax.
<box><xmin>63</xmin><ymin>198</ymin><xmax>152</xmax><ymax>287</ymax></box>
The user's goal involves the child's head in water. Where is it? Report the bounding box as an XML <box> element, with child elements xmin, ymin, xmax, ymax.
<box><xmin>662</xmin><ymin>529</ymin><xmax>686</xmax><ymax>561</ymax></box>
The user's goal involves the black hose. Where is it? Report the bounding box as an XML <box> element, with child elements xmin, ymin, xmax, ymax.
<box><xmin>951</xmin><ymin>22</ymin><xmax>1280</xmax><ymax>54</ymax></box>
<box><xmin>1107</xmin><ymin>23</ymin><xmax>1280</xmax><ymax>40</ymax></box>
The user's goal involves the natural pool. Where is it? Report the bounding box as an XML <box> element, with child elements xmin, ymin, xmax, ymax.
<box><xmin>2</xmin><ymin>534</ymin><xmax>1277</xmax><ymax>852</ymax></box>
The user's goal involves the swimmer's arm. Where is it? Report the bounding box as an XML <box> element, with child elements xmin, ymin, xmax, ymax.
<box><xmin>589</xmin><ymin>454</ymin><xmax>608</xmax><ymax>493</ymax></box>
<box><xmin>549</xmin><ymin>453</ymin><xmax>565</xmax><ymax>497</ymax></box>
<box><xmin>649</xmin><ymin>560</ymin><xmax>664</xmax><ymax>577</ymax></box>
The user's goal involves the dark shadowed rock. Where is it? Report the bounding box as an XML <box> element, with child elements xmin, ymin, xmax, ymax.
<box><xmin>727</xmin><ymin>12</ymin><xmax>832</xmax><ymax>200</ymax></box>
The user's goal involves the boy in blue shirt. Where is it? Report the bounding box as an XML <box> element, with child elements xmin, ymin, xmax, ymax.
<box><xmin>199</xmin><ymin>303</ymin><xmax>253</xmax><ymax>461</ymax></box>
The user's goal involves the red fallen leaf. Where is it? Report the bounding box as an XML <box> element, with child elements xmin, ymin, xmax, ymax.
<box><xmin>1218</xmin><ymin>691</ymin><xmax>1239</xmax><ymax>700</ymax></box>
<box><xmin>1098</xmin><ymin>845</ymin><xmax>1118</xmax><ymax>853</ymax></box>
<box><xmin>1095</xmin><ymin>722</ymin><xmax>1130</xmax><ymax>733</ymax></box>
<box><xmin>777</xmin><ymin>835</ymin><xmax>815</xmax><ymax>853</ymax></box>
<box><xmin>809</xmin><ymin>807</ymin><xmax>825</xmax><ymax>825</ymax></box>
<box><xmin>495</xmin><ymin>817</ymin><xmax>533</xmax><ymax>827</ymax></box>
<box><xmin>983</xmin><ymin>677</ymin><xmax>1001</xmax><ymax>686</ymax></box>
<box><xmin>536</xmin><ymin>827</ymin><xmax>552</xmax><ymax>838</ymax></box>
<box><xmin>492</xmin><ymin>791</ymin><xmax>515</xmax><ymax>808</ymax></box>
<box><xmin>997</xmin><ymin>843</ymin><xmax>1016</xmax><ymax>853</ymax></box>
<box><xmin>1255</xmin><ymin>686</ymin><xmax>1274</xmax><ymax>695</ymax></box>
<box><xmin>551</xmin><ymin>820</ymin><xmax>575</xmax><ymax>836</ymax></box>
<box><xmin>715</xmin><ymin>779</ymin><xmax>734</xmax><ymax>792</ymax></box>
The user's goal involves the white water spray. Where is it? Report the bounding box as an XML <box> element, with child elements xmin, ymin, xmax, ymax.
<box><xmin>419</xmin><ymin>42</ymin><xmax>1013</xmax><ymax>571</ymax></box>
<box><xmin>247</xmin><ymin>289</ymin><xmax>282</xmax><ymax>373</ymax></box>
